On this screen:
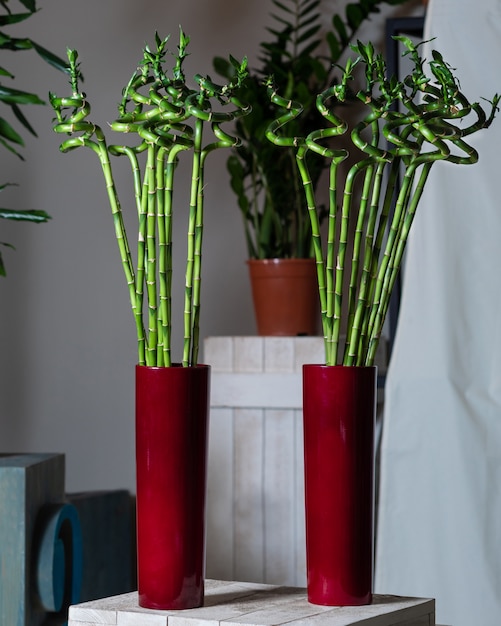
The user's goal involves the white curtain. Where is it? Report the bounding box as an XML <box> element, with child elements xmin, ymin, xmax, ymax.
<box><xmin>375</xmin><ymin>1</ymin><xmax>501</xmax><ymax>625</ymax></box>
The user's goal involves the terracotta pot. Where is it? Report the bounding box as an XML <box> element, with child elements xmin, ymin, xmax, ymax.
<box><xmin>302</xmin><ymin>364</ymin><xmax>376</xmax><ymax>606</ymax></box>
<box><xmin>247</xmin><ymin>258</ymin><xmax>319</xmax><ymax>336</ymax></box>
<box><xmin>135</xmin><ymin>364</ymin><xmax>210</xmax><ymax>610</ymax></box>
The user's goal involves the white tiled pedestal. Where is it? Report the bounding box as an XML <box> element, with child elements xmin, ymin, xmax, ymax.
<box><xmin>204</xmin><ymin>337</ymin><xmax>325</xmax><ymax>586</ymax></box>
<box><xmin>68</xmin><ymin>579</ymin><xmax>435</xmax><ymax>626</ymax></box>
<box><xmin>204</xmin><ymin>337</ymin><xmax>386</xmax><ymax>586</ymax></box>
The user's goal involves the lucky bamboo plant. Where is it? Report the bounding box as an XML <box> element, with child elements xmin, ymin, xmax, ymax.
<box><xmin>50</xmin><ymin>30</ymin><xmax>249</xmax><ymax>367</ymax></box>
<box><xmin>266</xmin><ymin>37</ymin><xmax>499</xmax><ymax>366</ymax></box>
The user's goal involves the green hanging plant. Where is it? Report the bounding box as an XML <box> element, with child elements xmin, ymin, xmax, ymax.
<box><xmin>266</xmin><ymin>37</ymin><xmax>499</xmax><ymax>365</ymax></box>
<box><xmin>0</xmin><ymin>0</ymin><xmax>68</xmax><ymax>276</ymax></box>
<box><xmin>50</xmin><ymin>30</ymin><xmax>249</xmax><ymax>367</ymax></box>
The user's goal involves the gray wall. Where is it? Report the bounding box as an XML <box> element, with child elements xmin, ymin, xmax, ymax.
<box><xmin>0</xmin><ymin>0</ymin><xmax>421</xmax><ymax>493</ymax></box>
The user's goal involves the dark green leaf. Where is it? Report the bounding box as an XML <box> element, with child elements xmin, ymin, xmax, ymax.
<box><xmin>0</xmin><ymin>32</ymin><xmax>10</xmax><ymax>47</ymax></box>
<box><xmin>0</xmin><ymin>208</ymin><xmax>51</xmax><ymax>221</ymax></box>
<box><xmin>0</xmin><ymin>182</ymin><xmax>17</xmax><ymax>191</ymax></box>
<box><xmin>0</xmin><ymin>64</ymin><xmax>13</xmax><ymax>77</ymax></box>
<box><xmin>11</xmin><ymin>102</ymin><xmax>37</xmax><ymax>136</ymax></box>
<box><xmin>269</xmin><ymin>13</ymin><xmax>293</xmax><ymax>29</ymax></box>
<box><xmin>296</xmin><ymin>12</ymin><xmax>321</xmax><ymax>32</ymax></box>
<box><xmin>0</xmin><ymin>240</ymin><xmax>17</xmax><ymax>277</ymax></box>
<box><xmin>0</xmin><ymin>35</ymin><xmax>32</xmax><ymax>51</ymax></box>
<box><xmin>271</xmin><ymin>0</ymin><xmax>294</xmax><ymax>15</ymax></box>
<box><xmin>0</xmin><ymin>12</ymin><xmax>34</xmax><ymax>28</ymax></box>
<box><xmin>299</xmin><ymin>0</ymin><xmax>321</xmax><ymax>18</ymax></box>
<box><xmin>296</xmin><ymin>25</ymin><xmax>322</xmax><ymax>45</ymax></box>
<box><xmin>326</xmin><ymin>32</ymin><xmax>342</xmax><ymax>63</ymax></box>
<box><xmin>0</xmin><ymin>115</ymin><xmax>24</xmax><ymax>144</ymax></box>
<box><xmin>19</xmin><ymin>0</ymin><xmax>37</xmax><ymax>12</ymax></box>
<box><xmin>213</xmin><ymin>56</ymin><xmax>233</xmax><ymax>80</ymax></box>
<box><xmin>333</xmin><ymin>15</ymin><xmax>349</xmax><ymax>46</ymax></box>
<box><xmin>346</xmin><ymin>4</ymin><xmax>367</xmax><ymax>30</ymax></box>
<box><xmin>0</xmin><ymin>135</ymin><xmax>23</xmax><ymax>158</ymax></box>
<box><xmin>0</xmin><ymin>84</ymin><xmax>44</xmax><ymax>105</ymax></box>
<box><xmin>32</xmin><ymin>41</ymin><xmax>70</xmax><ymax>74</ymax></box>
<box><xmin>298</xmin><ymin>38</ymin><xmax>323</xmax><ymax>60</ymax></box>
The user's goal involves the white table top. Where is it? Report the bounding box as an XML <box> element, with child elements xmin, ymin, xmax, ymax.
<box><xmin>68</xmin><ymin>579</ymin><xmax>435</xmax><ymax>625</ymax></box>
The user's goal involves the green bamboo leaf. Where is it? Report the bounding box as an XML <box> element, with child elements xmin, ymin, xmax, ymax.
<box><xmin>299</xmin><ymin>0</ymin><xmax>321</xmax><ymax>18</ymax></box>
<box><xmin>11</xmin><ymin>102</ymin><xmax>37</xmax><ymax>136</ymax></box>
<box><xmin>333</xmin><ymin>15</ymin><xmax>349</xmax><ymax>46</ymax></box>
<box><xmin>0</xmin><ymin>208</ymin><xmax>51</xmax><ymax>221</ymax></box>
<box><xmin>0</xmin><ymin>12</ymin><xmax>34</xmax><ymax>28</ymax></box>
<box><xmin>212</xmin><ymin>56</ymin><xmax>232</xmax><ymax>80</ymax></box>
<box><xmin>299</xmin><ymin>39</ymin><xmax>323</xmax><ymax>61</ymax></box>
<box><xmin>0</xmin><ymin>181</ymin><xmax>16</xmax><ymax>191</ymax></box>
<box><xmin>296</xmin><ymin>25</ymin><xmax>322</xmax><ymax>45</ymax></box>
<box><xmin>346</xmin><ymin>4</ymin><xmax>367</xmax><ymax>30</ymax></box>
<box><xmin>269</xmin><ymin>13</ymin><xmax>294</xmax><ymax>29</ymax></box>
<box><xmin>18</xmin><ymin>0</ymin><xmax>37</xmax><ymax>12</ymax></box>
<box><xmin>0</xmin><ymin>32</ymin><xmax>13</xmax><ymax>47</ymax></box>
<box><xmin>0</xmin><ymin>239</ymin><xmax>17</xmax><ymax>277</ymax></box>
<box><xmin>326</xmin><ymin>31</ymin><xmax>342</xmax><ymax>62</ymax></box>
<box><xmin>0</xmin><ymin>115</ymin><xmax>24</xmax><ymax>144</ymax></box>
<box><xmin>296</xmin><ymin>11</ymin><xmax>321</xmax><ymax>31</ymax></box>
<box><xmin>0</xmin><ymin>135</ymin><xmax>23</xmax><ymax>158</ymax></box>
<box><xmin>32</xmin><ymin>41</ymin><xmax>70</xmax><ymax>74</ymax></box>
<box><xmin>227</xmin><ymin>155</ymin><xmax>246</xmax><ymax>202</ymax></box>
<box><xmin>0</xmin><ymin>35</ymin><xmax>32</xmax><ymax>51</ymax></box>
<box><xmin>0</xmin><ymin>84</ymin><xmax>44</xmax><ymax>105</ymax></box>
<box><xmin>271</xmin><ymin>0</ymin><xmax>294</xmax><ymax>15</ymax></box>
<box><xmin>0</xmin><ymin>65</ymin><xmax>13</xmax><ymax>77</ymax></box>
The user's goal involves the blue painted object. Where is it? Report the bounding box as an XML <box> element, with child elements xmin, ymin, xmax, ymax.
<box><xmin>0</xmin><ymin>453</ymin><xmax>70</xmax><ymax>626</ymax></box>
<box><xmin>0</xmin><ymin>454</ymin><xmax>134</xmax><ymax>624</ymax></box>
<box><xmin>36</xmin><ymin>502</ymin><xmax>83</xmax><ymax>613</ymax></box>
<box><xmin>67</xmin><ymin>490</ymin><xmax>135</xmax><ymax>601</ymax></box>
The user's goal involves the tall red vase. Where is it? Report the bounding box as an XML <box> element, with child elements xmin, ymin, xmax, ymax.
<box><xmin>302</xmin><ymin>364</ymin><xmax>376</xmax><ymax>606</ymax></box>
<box><xmin>135</xmin><ymin>364</ymin><xmax>210</xmax><ymax>610</ymax></box>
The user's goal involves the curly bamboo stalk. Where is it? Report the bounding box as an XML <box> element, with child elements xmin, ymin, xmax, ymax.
<box><xmin>348</xmin><ymin>159</ymin><xmax>386</xmax><ymax>366</ymax></box>
<box><xmin>51</xmin><ymin>35</ymin><xmax>249</xmax><ymax>367</ymax></box>
<box><xmin>182</xmin><ymin>116</ymin><xmax>203</xmax><ymax>367</ymax></box>
<box><xmin>265</xmin><ymin>37</ymin><xmax>499</xmax><ymax>367</ymax></box>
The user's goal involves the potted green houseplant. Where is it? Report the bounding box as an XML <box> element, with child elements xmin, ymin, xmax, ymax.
<box><xmin>214</xmin><ymin>0</ymin><xmax>412</xmax><ymax>335</ymax></box>
<box><xmin>0</xmin><ymin>0</ymin><xmax>68</xmax><ymax>276</ymax></box>
<box><xmin>50</xmin><ymin>30</ymin><xmax>249</xmax><ymax>610</ymax></box>
<box><xmin>266</xmin><ymin>37</ymin><xmax>499</xmax><ymax>606</ymax></box>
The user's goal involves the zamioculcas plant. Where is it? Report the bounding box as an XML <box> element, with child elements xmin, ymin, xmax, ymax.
<box><xmin>50</xmin><ymin>30</ymin><xmax>249</xmax><ymax>367</ymax></box>
<box><xmin>214</xmin><ymin>0</ymin><xmax>412</xmax><ymax>260</ymax></box>
<box><xmin>0</xmin><ymin>0</ymin><xmax>68</xmax><ymax>275</ymax></box>
<box><xmin>266</xmin><ymin>38</ymin><xmax>499</xmax><ymax>366</ymax></box>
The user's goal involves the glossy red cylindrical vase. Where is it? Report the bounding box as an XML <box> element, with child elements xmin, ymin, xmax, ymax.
<box><xmin>302</xmin><ymin>364</ymin><xmax>376</xmax><ymax>606</ymax></box>
<box><xmin>135</xmin><ymin>364</ymin><xmax>210</xmax><ymax>610</ymax></box>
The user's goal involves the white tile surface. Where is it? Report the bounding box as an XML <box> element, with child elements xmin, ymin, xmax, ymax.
<box><xmin>204</xmin><ymin>337</ymin><xmax>386</xmax><ymax>587</ymax></box>
<box><xmin>233</xmin><ymin>408</ymin><xmax>265</xmax><ymax>582</ymax></box>
<box><xmin>264</xmin><ymin>338</ymin><xmax>295</xmax><ymax>372</ymax></box>
<box><xmin>204</xmin><ymin>337</ymin><xmax>234</xmax><ymax>371</ymax></box>
<box><xmin>210</xmin><ymin>372</ymin><xmax>303</xmax><ymax>409</ymax></box>
<box><xmin>206</xmin><ymin>407</ymin><xmax>234</xmax><ymax>580</ymax></box>
<box><xmin>68</xmin><ymin>581</ymin><xmax>435</xmax><ymax>626</ymax></box>
<box><xmin>234</xmin><ymin>337</ymin><xmax>263</xmax><ymax>372</ymax></box>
